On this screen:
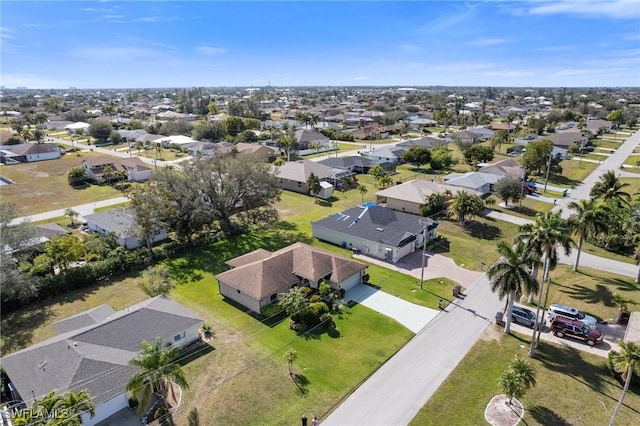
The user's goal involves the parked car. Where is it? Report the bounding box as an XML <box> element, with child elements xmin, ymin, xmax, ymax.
<box><xmin>511</xmin><ymin>305</ymin><xmax>545</xmax><ymax>329</ymax></box>
<box><xmin>549</xmin><ymin>317</ymin><xmax>603</xmax><ymax>346</ymax></box>
<box><xmin>548</xmin><ymin>304</ymin><xmax>598</xmax><ymax>329</ymax></box>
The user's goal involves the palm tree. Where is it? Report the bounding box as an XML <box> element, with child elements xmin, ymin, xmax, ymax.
<box><xmin>285</xmin><ymin>348</ymin><xmax>297</xmax><ymax>375</ymax></box>
<box><xmin>64</xmin><ymin>208</ymin><xmax>79</xmax><ymax>226</ymax></box>
<box><xmin>126</xmin><ymin>338</ymin><xmax>189</xmax><ymax>414</ymax></box>
<box><xmin>567</xmin><ymin>199</ymin><xmax>608</xmax><ymax>271</ymax></box>
<box><xmin>306</xmin><ymin>172</ymin><xmax>322</xmax><ymax>201</ymax></box>
<box><xmin>59</xmin><ymin>389</ymin><xmax>96</xmax><ymax>425</ymax></box>
<box><xmin>487</xmin><ymin>240</ymin><xmax>540</xmax><ymax>334</ymax></box>
<box><xmin>590</xmin><ymin>170</ymin><xmax>631</xmax><ymax>206</ymax></box>
<box><xmin>277</xmin><ymin>131</ymin><xmax>298</xmax><ymax>162</ymax></box>
<box><xmin>509</xmin><ymin>357</ymin><xmax>537</xmax><ymax>391</ymax></box>
<box><xmin>517</xmin><ymin>211</ymin><xmax>574</xmax><ymax>356</ymax></box>
<box><xmin>499</xmin><ymin>369</ymin><xmax>524</xmax><ymax>406</ymax></box>
<box><xmin>358</xmin><ymin>184</ymin><xmax>368</xmax><ymax>202</ymax></box>
<box><xmin>447</xmin><ymin>190</ymin><xmax>485</xmax><ymax>226</ymax></box>
<box><xmin>609</xmin><ymin>342</ymin><xmax>640</xmax><ymax>426</ymax></box>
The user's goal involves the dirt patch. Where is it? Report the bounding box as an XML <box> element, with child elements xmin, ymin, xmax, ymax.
<box><xmin>484</xmin><ymin>394</ymin><xmax>524</xmax><ymax>426</ymax></box>
<box><xmin>481</xmin><ymin>323</ymin><xmax>503</xmax><ymax>342</ymax></box>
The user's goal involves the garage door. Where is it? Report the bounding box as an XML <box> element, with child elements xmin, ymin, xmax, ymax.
<box><xmin>340</xmin><ymin>273</ymin><xmax>361</xmax><ymax>291</ymax></box>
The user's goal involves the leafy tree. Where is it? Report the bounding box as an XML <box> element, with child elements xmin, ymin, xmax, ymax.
<box><xmin>306</xmin><ymin>172</ymin><xmax>322</xmax><ymax>200</ymax></box>
<box><xmin>447</xmin><ymin>190</ymin><xmax>485</xmax><ymax>226</ymax></box>
<box><xmin>607</xmin><ymin>109</ymin><xmax>624</xmax><ymax>129</ymax></box>
<box><xmin>0</xmin><ymin>202</ymin><xmax>37</xmax><ymax>252</ymax></box>
<box><xmin>88</xmin><ymin>120</ymin><xmax>113</xmax><ymax>142</ymax></box>
<box><xmin>128</xmin><ymin>185</ymin><xmax>170</xmax><ymax>258</ymax></box>
<box><xmin>520</xmin><ymin>139</ymin><xmax>553</xmax><ymax>174</ymax></box>
<box><xmin>527</xmin><ymin>117</ymin><xmax>547</xmax><ymax>135</ymax></box>
<box><xmin>401</xmin><ymin>146</ymin><xmax>431</xmax><ymax>169</ymax></box>
<box><xmin>108</xmin><ymin>130</ymin><xmax>121</xmax><ymax>144</ymax></box>
<box><xmin>137</xmin><ymin>265</ymin><xmax>176</xmax><ymax>297</ymax></box>
<box><xmin>358</xmin><ymin>184</ymin><xmax>368</xmax><ymax>202</ymax></box>
<box><xmin>609</xmin><ymin>342</ymin><xmax>640</xmax><ymax>426</ymax></box>
<box><xmin>192</xmin><ymin>121</ymin><xmax>225</xmax><ymax>141</ymax></box>
<box><xmin>380</xmin><ymin>175</ymin><xmax>394</xmax><ymax>187</ymax></box>
<box><xmin>464</xmin><ymin>145</ymin><xmax>494</xmax><ymax>165</ymax></box>
<box><xmin>223</xmin><ymin>116</ymin><xmax>245</xmax><ymax>137</ymax></box>
<box><xmin>45</xmin><ymin>234</ymin><xmax>86</xmax><ymax>271</ymax></box>
<box><xmin>68</xmin><ymin>166</ymin><xmax>89</xmax><ymax>186</ymax></box>
<box><xmin>494</xmin><ymin>175</ymin><xmax>524</xmax><ymax>206</ymax></box>
<box><xmin>278</xmin><ymin>286</ymin><xmax>307</xmax><ymax>317</ymax></box>
<box><xmin>567</xmin><ymin>199</ymin><xmax>608</xmax><ymax>271</ymax></box>
<box><xmin>127</xmin><ymin>338</ymin><xmax>189</xmax><ymax>415</ymax></box>
<box><xmin>488</xmin><ymin>241</ymin><xmax>540</xmax><ymax>334</ymax></box>
<box><xmin>368</xmin><ymin>164</ymin><xmax>387</xmax><ymax>185</ymax></box>
<box><xmin>421</xmin><ymin>192</ymin><xmax>450</xmax><ymax>216</ymax></box>
<box><xmin>186</xmin><ymin>156</ymin><xmax>281</xmax><ymax>235</ymax></box>
<box><xmin>44</xmin><ymin>96</ymin><xmax>62</xmax><ymax>113</ymax></box>
<box><xmin>158</xmin><ymin>120</ymin><xmax>193</xmax><ymax>136</ymax></box>
<box><xmin>429</xmin><ymin>146</ymin><xmax>455</xmax><ymax>170</ymax></box>
<box><xmin>590</xmin><ymin>170</ymin><xmax>630</xmax><ymax>206</ymax></box>
<box><xmin>234</xmin><ymin>129</ymin><xmax>258</xmax><ymax>143</ymax></box>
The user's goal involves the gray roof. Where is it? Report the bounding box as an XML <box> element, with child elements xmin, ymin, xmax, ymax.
<box><xmin>318</xmin><ymin>156</ymin><xmax>387</xmax><ymax>169</ymax></box>
<box><xmin>53</xmin><ymin>304</ymin><xmax>116</xmax><ymax>334</ymax></box>
<box><xmin>1</xmin><ymin>296</ymin><xmax>202</xmax><ymax>406</ymax></box>
<box><xmin>83</xmin><ymin>208</ymin><xmax>137</xmax><ymax>239</ymax></box>
<box><xmin>312</xmin><ymin>204</ymin><xmax>437</xmax><ymax>248</ymax></box>
<box><xmin>397</xmin><ymin>137</ymin><xmax>448</xmax><ymax>149</ymax></box>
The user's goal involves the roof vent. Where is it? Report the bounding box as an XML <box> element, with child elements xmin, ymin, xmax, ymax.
<box><xmin>376</xmin><ymin>228</ymin><xmax>384</xmax><ymax>232</ymax></box>
<box><xmin>37</xmin><ymin>360</ymin><xmax>48</xmax><ymax>370</ymax></box>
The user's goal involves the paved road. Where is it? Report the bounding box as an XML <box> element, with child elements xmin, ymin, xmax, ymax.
<box><xmin>11</xmin><ymin>196</ymin><xmax>131</xmax><ymax>226</ymax></box>
<box><xmin>323</xmin><ymin>273</ymin><xmax>500</xmax><ymax>426</ymax></box>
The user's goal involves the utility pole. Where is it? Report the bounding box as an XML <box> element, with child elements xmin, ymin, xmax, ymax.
<box><xmin>519</xmin><ymin>167</ymin><xmax>526</xmax><ymax>208</ymax></box>
<box><xmin>419</xmin><ymin>220</ymin><xmax>428</xmax><ymax>289</ymax></box>
<box><xmin>543</xmin><ymin>152</ymin><xmax>552</xmax><ymax>192</ymax></box>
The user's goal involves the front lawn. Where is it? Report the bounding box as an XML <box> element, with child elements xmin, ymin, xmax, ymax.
<box><xmin>0</xmin><ymin>152</ymin><xmax>124</xmax><ymax>215</ymax></box>
<box><xmin>412</xmin><ymin>332</ymin><xmax>640</xmax><ymax>425</ymax></box>
<box><xmin>490</xmin><ymin>197</ymin><xmax>554</xmax><ymax>219</ymax></box>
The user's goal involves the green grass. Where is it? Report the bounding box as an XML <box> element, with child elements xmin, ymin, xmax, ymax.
<box><xmin>0</xmin><ymin>152</ymin><xmax>124</xmax><ymax>215</ymax></box>
<box><xmin>412</xmin><ymin>333</ymin><xmax>640</xmax><ymax>426</ymax></box>
<box><xmin>624</xmin><ymin>154</ymin><xmax>640</xmax><ymax>167</ymax></box>
<box><xmin>490</xmin><ymin>197</ymin><xmax>554</xmax><ymax>219</ymax></box>
<box><xmin>594</xmin><ymin>140</ymin><xmax>622</xmax><ymax>150</ymax></box>
<box><xmin>94</xmin><ymin>201</ymin><xmax>131</xmax><ymax>212</ymax></box>
<box><xmin>537</xmin><ymin>159</ymin><xmax>598</xmax><ymax>188</ymax></box>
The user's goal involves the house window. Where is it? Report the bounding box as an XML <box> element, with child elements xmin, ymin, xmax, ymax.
<box><xmin>297</xmin><ymin>181</ymin><xmax>302</xmax><ymax>187</ymax></box>
<box><xmin>270</xmin><ymin>293</ymin><xmax>278</xmax><ymax>301</ymax></box>
<box><xmin>174</xmin><ymin>331</ymin><xmax>186</xmax><ymax>342</ymax></box>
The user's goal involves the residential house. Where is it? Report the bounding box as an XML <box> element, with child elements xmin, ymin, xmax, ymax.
<box><xmin>467</xmin><ymin>126</ymin><xmax>495</xmax><ymax>140</ymax></box>
<box><xmin>216</xmin><ymin>242</ymin><xmax>368</xmax><ymax>313</ymax></box>
<box><xmin>64</xmin><ymin>122</ymin><xmax>91</xmax><ymax>134</ymax></box>
<box><xmin>450</xmin><ymin>130</ymin><xmax>482</xmax><ymax>143</ymax></box>
<box><xmin>397</xmin><ymin>137</ymin><xmax>448</xmax><ymax>150</ymax></box>
<box><xmin>535</xmin><ymin>129</ymin><xmax>587</xmax><ymax>150</ymax></box>
<box><xmin>312</xmin><ymin>203</ymin><xmax>438</xmax><ymax>263</ymax></box>
<box><xmin>215</xmin><ymin>142</ymin><xmax>278</xmax><ymax>162</ymax></box>
<box><xmin>374</xmin><ymin>179</ymin><xmax>461</xmax><ymax>215</ymax></box>
<box><xmin>293</xmin><ymin>129</ymin><xmax>333</xmax><ymax>155</ymax></box>
<box><xmin>1</xmin><ymin>296</ymin><xmax>203</xmax><ymax>426</ymax></box>
<box><xmin>585</xmin><ymin>119</ymin><xmax>612</xmax><ymax>135</ymax></box>
<box><xmin>154</xmin><ymin>135</ymin><xmax>198</xmax><ymax>148</ymax></box>
<box><xmin>82</xmin><ymin>156</ymin><xmax>153</xmax><ymax>183</ymax></box>
<box><xmin>444</xmin><ymin>171</ymin><xmax>501</xmax><ymax>195</ymax></box>
<box><xmin>364</xmin><ymin>146</ymin><xmax>407</xmax><ymax>165</ymax></box>
<box><xmin>317</xmin><ymin>156</ymin><xmax>395</xmax><ymax>174</ymax></box>
<box><xmin>477</xmin><ymin>158</ymin><xmax>524</xmax><ymax>178</ymax></box>
<box><xmin>83</xmin><ymin>208</ymin><xmax>168</xmax><ymax>250</ymax></box>
<box><xmin>116</xmin><ymin>129</ymin><xmax>147</xmax><ymax>142</ymax></box>
<box><xmin>0</xmin><ymin>143</ymin><xmax>62</xmax><ymax>164</ymax></box>
<box><xmin>275</xmin><ymin>160</ymin><xmax>353</xmax><ymax>198</ymax></box>
<box><xmin>352</xmin><ymin>123</ymin><xmax>389</xmax><ymax>140</ymax></box>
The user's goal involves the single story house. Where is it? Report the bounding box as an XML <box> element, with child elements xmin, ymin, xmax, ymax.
<box><xmin>64</xmin><ymin>122</ymin><xmax>91</xmax><ymax>134</ymax></box>
<box><xmin>83</xmin><ymin>208</ymin><xmax>168</xmax><ymax>250</ymax></box>
<box><xmin>216</xmin><ymin>242</ymin><xmax>368</xmax><ymax>314</ymax></box>
<box><xmin>0</xmin><ymin>143</ymin><xmax>62</xmax><ymax>164</ymax></box>
<box><xmin>317</xmin><ymin>156</ymin><xmax>395</xmax><ymax>174</ymax></box>
<box><xmin>293</xmin><ymin>129</ymin><xmax>333</xmax><ymax>155</ymax></box>
<box><xmin>82</xmin><ymin>156</ymin><xmax>153</xmax><ymax>183</ymax></box>
<box><xmin>215</xmin><ymin>142</ymin><xmax>278</xmax><ymax>162</ymax></box>
<box><xmin>1</xmin><ymin>296</ymin><xmax>203</xmax><ymax>426</ymax></box>
<box><xmin>444</xmin><ymin>171</ymin><xmax>502</xmax><ymax>195</ymax></box>
<box><xmin>364</xmin><ymin>146</ymin><xmax>407</xmax><ymax>164</ymax></box>
<box><xmin>117</xmin><ymin>129</ymin><xmax>147</xmax><ymax>142</ymax></box>
<box><xmin>375</xmin><ymin>179</ymin><xmax>462</xmax><ymax>215</ymax></box>
<box><xmin>477</xmin><ymin>158</ymin><xmax>524</xmax><ymax>178</ymax></box>
<box><xmin>397</xmin><ymin>137</ymin><xmax>448</xmax><ymax>150</ymax></box>
<box><xmin>312</xmin><ymin>203</ymin><xmax>438</xmax><ymax>263</ymax></box>
<box><xmin>154</xmin><ymin>135</ymin><xmax>198</xmax><ymax>148</ymax></box>
<box><xmin>537</xmin><ymin>129</ymin><xmax>587</xmax><ymax>149</ymax></box>
<box><xmin>450</xmin><ymin>130</ymin><xmax>482</xmax><ymax>143</ymax></box>
<box><xmin>585</xmin><ymin>119</ymin><xmax>612</xmax><ymax>135</ymax></box>
<box><xmin>275</xmin><ymin>160</ymin><xmax>353</xmax><ymax>197</ymax></box>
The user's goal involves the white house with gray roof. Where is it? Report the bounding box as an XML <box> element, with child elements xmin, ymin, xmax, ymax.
<box><xmin>84</xmin><ymin>208</ymin><xmax>168</xmax><ymax>250</ymax></box>
<box><xmin>312</xmin><ymin>203</ymin><xmax>437</xmax><ymax>263</ymax></box>
<box><xmin>1</xmin><ymin>296</ymin><xmax>203</xmax><ymax>426</ymax></box>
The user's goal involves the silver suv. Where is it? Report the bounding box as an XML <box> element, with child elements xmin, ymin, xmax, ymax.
<box><xmin>511</xmin><ymin>305</ymin><xmax>545</xmax><ymax>329</ymax></box>
<box><xmin>548</xmin><ymin>304</ymin><xmax>597</xmax><ymax>329</ymax></box>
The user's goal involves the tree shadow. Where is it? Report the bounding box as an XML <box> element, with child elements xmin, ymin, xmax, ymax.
<box><xmin>176</xmin><ymin>341</ymin><xmax>215</xmax><ymax>366</ymax></box>
<box><xmin>528</xmin><ymin>405</ymin><xmax>571</xmax><ymax>426</ymax></box>
<box><xmin>463</xmin><ymin>220</ymin><xmax>502</xmax><ymax>241</ymax></box>
<box><xmin>0</xmin><ymin>307</ymin><xmax>50</xmax><ymax>354</ymax></box>
<box><xmin>596</xmin><ymin>276</ymin><xmax>639</xmax><ymax>293</ymax></box>
<box><xmin>290</xmin><ymin>372</ymin><xmax>310</xmax><ymax>396</ymax></box>
<box><xmin>188</xmin><ymin>407</ymin><xmax>200</xmax><ymax>426</ymax></box>
<box><xmin>559</xmin><ymin>283</ymin><xmax>614</xmax><ymax>314</ymax></box>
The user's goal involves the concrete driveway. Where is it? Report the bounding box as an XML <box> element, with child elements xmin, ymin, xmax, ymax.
<box><xmin>345</xmin><ymin>284</ymin><xmax>439</xmax><ymax>333</ymax></box>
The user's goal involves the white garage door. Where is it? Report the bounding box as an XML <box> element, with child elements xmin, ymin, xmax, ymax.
<box><xmin>340</xmin><ymin>273</ymin><xmax>362</xmax><ymax>291</ymax></box>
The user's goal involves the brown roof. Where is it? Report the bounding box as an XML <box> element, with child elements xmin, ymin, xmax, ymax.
<box><xmin>478</xmin><ymin>158</ymin><xmax>524</xmax><ymax>177</ymax></box>
<box><xmin>216</xmin><ymin>242</ymin><xmax>367</xmax><ymax>299</ymax></box>
<box><xmin>225</xmin><ymin>248</ymin><xmax>273</xmax><ymax>268</ymax></box>
<box><xmin>82</xmin><ymin>156</ymin><xmax>151</xmax><ymax>174</ymax></box>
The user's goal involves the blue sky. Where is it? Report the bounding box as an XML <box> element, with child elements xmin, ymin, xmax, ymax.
<box><xmin>1</xmin><ymin>1</ymin><xmax>639</xmax><ymax>88</ymax></box>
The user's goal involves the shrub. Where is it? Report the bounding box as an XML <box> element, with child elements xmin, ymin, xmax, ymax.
<box><xmin>309</xmin><ymin>295</ymin><xmax>323</xmax><ymax>303</ymax></box>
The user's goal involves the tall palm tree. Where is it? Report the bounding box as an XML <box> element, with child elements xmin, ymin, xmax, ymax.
<box><xmin>499</xmin><ymin>369</ymin><xmax>524</xmax><ymax>406</ymax></box>
<box><xmin>59</xmin><ymin>389</ymin><xmax>96</xmax><ymax>425</ymax></box>
<box><xmin>517</xmin><ymin>211</ymin><xmax>574</xmax><ymax>357</ymax></box>
<box><xmin>358</xmin><ymin>184</ymin><xmax>368</xmax><ymax>202</ymax></box>
<box><xmin>567</xmin><ymin>199</ymin><xmax>608</xmax><ymax>272</ymax></box>
<box><xmin>488</xmin><ymin>240</ymin><xmax>540</xmax><ymax>334</ymax></box>
<box><xmin>609</xmin><ymin>341</ymin><xmax>640</xmax><ymax>426</ymax></box>
<box><xmin>126</xmin><ymin>338</ymin><xmax>189</xmax><ymax>414</ymax></box>
<box><xmin>277</xmin><ymin>131</ymin><xmax>298</xmax><ymax>162</ymax></box>
<box><xmin>590</xmin><ymin>170</ymin><xmax>631</xmax><ymax>206</ymax></box>
<box><xmin>64</xmin><ymin>208</ymin><xmax>79</xmax><ymax>226</ymax></box>
<box><xmin>509</xmin><ymin>357</ymin><xmax>537</xmax><ymax>391</ymax></box>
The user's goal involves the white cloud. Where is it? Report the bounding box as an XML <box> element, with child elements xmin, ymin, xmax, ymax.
<box><xmin>484</xmin><ymin>70</ymin><xmax>535</xmax><ymax>78</ymax></box>
<box><xmin>353</xmin><ymin>76</ymin><xmax>369</xmax><ymax>81</ymax></box>
<box><xmin>419</xmin><ymin>3</ymin><xmax>477</xmax><ymax>34</ymax></box>
<box><xmin>0</xmin><ymin>27</ymin><xmax>14</xmax><ymax>40</ymax></box>
<box><xmin>554</xmin><ymin>69</ymin><xmax>589</xmax><ymax>76</ymax></box>
<box><xmin>195</xmin><ymin>46</ymin><xmax>227</xmax><ymax>56</ymax></box>
<box><xmin>469</xmin><ymin>38</ymin><xmax>510</xmax><ymax>46</ymax></box>
<box><xmin>524</xmin><ymin>0</ymin><xmax>639</xmax><ymax>20</ymax></box>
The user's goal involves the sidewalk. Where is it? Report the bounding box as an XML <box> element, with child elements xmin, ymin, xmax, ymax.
<box><xmin>11</xmin><ymin>196</ymin><xmax>130</xmax><ymax>226</ymax></box>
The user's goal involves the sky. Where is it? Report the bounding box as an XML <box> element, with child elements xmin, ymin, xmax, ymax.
<box><xmin>1</xmin><ymin>0</ymin><xmax>639</xmax><ymax>89</ymax></box>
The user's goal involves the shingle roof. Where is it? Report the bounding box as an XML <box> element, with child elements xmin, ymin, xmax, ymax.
<box><xmin>1</xmin><ymin>296</ymin><xmax>202</xmax><ymax>406</ymax></box>
<box><xmin>397</xmin><ymin>137</ymin><xmax>448</xmax><ymax>149</ymax></box>
<box><xmin>375</xmin><ymin>179</ymin><xmax>458</xmax><ymax>204</ymax></box>
<box><xmin>83</xmin><ymin>208</ymin><xmax>137</xmax><ymax>239</ymax></box>
<box><xmin>216</xmin><ymin>242</ymin><xmax>367</xmax><ymax>299</ymax></box>
<box><xmin>312</xmin><ymin>205</ymin><xmax>437</xmax><ymax>247</ymax></box>
<box><xmin>7</xmin><ymin>143</ymin><xmax>61</xmax><ymax>156</ymax></box>
<box><xmin>478</xmin><ymin>158</ymin><xmax>524</xmax><ymax>178</ymax></box>
<box><xmin>276</xmin><ymin>160</ymin><xmax>348</xmax><ymax>182</ymax></box>
<box><xmin>445</xmin><ymin>172</ymin><xmax>501</xmax><ymax>189</ymax></box>
<box><xmin>53</xmin><ymin>304</ymin><xmax>116</xmax><ymax>334</ymax></box>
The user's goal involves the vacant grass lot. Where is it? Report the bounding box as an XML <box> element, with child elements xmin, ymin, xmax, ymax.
<box><xmin>0</xmin><ymin>152</ymin><xmax>123</xmax><ymax>215</ymax></box>
<box><xmin>411</xmin><ymin>333</ymin><xmax>640</xmax><ymax>426</ymax></box>
<box><xmin>490</xmin><ymin>198</ymin><xmax>554</xmax><ymax>219</ymax></box>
